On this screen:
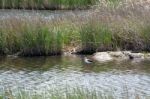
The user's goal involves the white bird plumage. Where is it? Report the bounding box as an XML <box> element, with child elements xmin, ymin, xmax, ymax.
<box><xmin>84</xmin><ymin>57</ymin><xmax>93</xmax><ymax>63</ymax></box>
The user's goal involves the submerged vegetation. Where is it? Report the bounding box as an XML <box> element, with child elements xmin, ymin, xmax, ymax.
<box><xmin>0</xmin><ymin>0</ymin><xmax>150</xmax><ymax>56</ymax></box>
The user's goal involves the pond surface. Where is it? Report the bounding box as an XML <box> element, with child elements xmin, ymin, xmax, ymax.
<box><xmin>0</xmin><ymin>10</ymin><xmax>150</xmax><ymax>98</ymax></box>
<box><xmin>0</xmin><ymin>55</ymin><xmax>150</xmax><ymax>98</ymax></box>
<box><xmin>0</xmin><ymin>9</ymin><xmax>92</xmax><ymax>20</ymax></box>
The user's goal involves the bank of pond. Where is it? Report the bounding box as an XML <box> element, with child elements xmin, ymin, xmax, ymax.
<box><xmin>0</xmin><ymin>0</ymin><xmax>149</xmax><ymax>57</ymax></box>
<box><xmin>0</xmin><ymin>19</ymin><xmax>150</xmax><ymax>57</ymax></box>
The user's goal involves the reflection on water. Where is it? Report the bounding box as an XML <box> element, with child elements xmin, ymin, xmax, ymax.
<box><xmin>0</xmin><ymin>55</ymin><xmax>149</xmax><ymax>97</ymax></box>
<box><xmin>0</xmin><ymin>10</ymin><xmax>90</xmax><ymax>21</ymax></box>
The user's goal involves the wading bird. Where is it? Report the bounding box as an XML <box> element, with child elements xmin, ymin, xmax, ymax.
<box><xmin>84</xmin><ymin>57</ymin><xmax>93</xmax><ymax>63</ymax></box>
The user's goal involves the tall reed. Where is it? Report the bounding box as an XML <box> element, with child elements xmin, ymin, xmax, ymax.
<box><xmin>0</xmin><ymin>18</ymin><xmax>64</xmax><ymax>56</ymax></box>
<box><xmin>0</xmin><ymin>0</ymin><xmax>97</xmax><ymax>10</ymax></box>
<box><xmin>0</xmin><ymin>0</ymin><xmax>150</xmax><ymax>55</ymax></box>
<box><xmin>79</xmin><ymin>22</ymin><xmax>113</xmax><ymax>54</ymax></box>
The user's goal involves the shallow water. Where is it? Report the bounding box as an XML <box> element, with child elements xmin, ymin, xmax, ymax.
<box><xmin>0</xmin><ymin>9</ymin><xmax>91</xmax><ymax>21</ymax></box>
<box><xmin>0</xmin><ymin>10</ymin><xmax>150</xmax><ymax>98</ymax></box>
<box><xmin>0</xmin><ymin>55</ymin><xmax>149</xmax><ymax>98</ymax></box>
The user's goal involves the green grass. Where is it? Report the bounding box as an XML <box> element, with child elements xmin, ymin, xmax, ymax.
<box><xmin>0</xmin><ymin>17</ymin><xmax>150</xmax><ymax>56</ymax></box>
<box><xmin>79</xmin><ymin>22</ymin><xmax>113</xmax><ymax>54</ymax></box>
<box><xmin>1</xmin><ymin>87</ymin><xmax>149</xmax><ymax>99</ymax></box>
<box><xmin>0</xmin><ymin>0</ymin><xmax>150</xmax><ymax>55</ymax></box>
<box><xmin>0</xmin><ymin>0</ymin><xmax>97</xmax><ymax>10</ymax></box>
<box><xmin>0</xmin><ymin>20</ymin><xmax>64</xmax><ymax>56</ymax></box>
<box><xmin>0</xmin><ymin>0</ymin><xmax>124</xmax><ymax>10</ymax></box>
<box><xmin>140</xmin><ymin>24</ymin><xmax>150</xmax><ymax>52</ymax></box>
<box><xmin>20</xmin><ymin>26</ymin><xmax>62</xmax><ymax>56</ymax></box>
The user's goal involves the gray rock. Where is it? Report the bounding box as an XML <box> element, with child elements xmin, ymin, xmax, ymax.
<box><xmin>144</xmin><ymin>53</ymin><xmax>150</xmax><ymax>59</ymax></box>
<box><xmin>129</xmin><ymin>53</ymin><xmax>144</xmax><ymax>59</ymax></box>
<box><xmin>108</xmin><ymin>51</ymin><xmax>128</xmax><ymax>60</ymax></box>
<box><xmin>93</xmin><ymin>52</ymin><xmax>113</xmax><ymax>62</ymax></box>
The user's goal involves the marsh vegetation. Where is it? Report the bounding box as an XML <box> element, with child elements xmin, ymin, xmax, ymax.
<box><xmin>0</xmin><ymin>0</ymin><xmax>150</xmax><ymax>56</ymax></box>
<box><xmin>0</xmin><ymin>0</ymin><xmax>97</xmax><ymax>10</ymax></box>
<box><xmin>0</xmin><ymin>1</ymin><xmax>150</xmax><ymax>98</ymax></box>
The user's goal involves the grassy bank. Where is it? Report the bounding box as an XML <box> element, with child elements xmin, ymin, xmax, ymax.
<box><xmin>0</xmin><ymin>0</ymin><xmax>97</xmax><ymax>10</ymax></box>
<box><xmin>0</xmin><ymin>0</ymin><xmax>150</xmax><ymax>56</ymax></box>
<box><xmin>1</xmin><ymin>87</ymin><xmax>149</xmax><ymax>99</ymax></box>
<box><xmin>0</xmin><ymin>18</ymin><xmax>64</xmax><ymax>56</ymax></box>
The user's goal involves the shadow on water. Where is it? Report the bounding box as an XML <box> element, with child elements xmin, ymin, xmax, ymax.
<box><xmin>0</xmin><ymin>56</ymin><xmax>63</xmax><ymax>72</ymax></box>
<box><xmin>0</xmin><ymin>55</ymin><xmax>149</xmax><ymax>73</ymax></box>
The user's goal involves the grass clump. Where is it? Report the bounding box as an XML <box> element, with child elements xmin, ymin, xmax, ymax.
<box><xmin>1</xmin><ymin>87</ymin><xmax>149</xmax><ymax>99</ymax></box>
<box><xmin>140</xmin><ymin>24</ymin><xmax>150</xmax><ymax>52</ymax></box>
<box><xmin>0</xmin><ymin>0</ymin><xmax>97</xmax><ymax>10</ymax></box>
<box><xmin>0</xmin><ymin>19</ymin><xmax>63</xmax><ymax>56</ymax></box>
<box><xmin>20</xmin><ymin>26</ymin><xmax>62</xmax><ymax>56</ymax></box>
<box><xmin>79</xmin><ymin>22</ymin><xmax>113</xmax><ymax>54</ymax></box>
<box><xmin>0</xmin><ymin>31</ymin><xmax>6</xmax><ymax>55</ymax></box>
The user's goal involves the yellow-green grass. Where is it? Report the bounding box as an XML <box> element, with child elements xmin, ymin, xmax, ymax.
<box><xmin>79</xmin><ymin>22</ymin><xmax>113</xmax><ymax>54</ymax></box>
<box><xmin>0</xmin><ymin>19</ymin><xmax>64</xmax><ymax>56</ymax></box>
<box><xmin>0</xmin><ymin>18</ymin><xmax>150</xmax><ymax>56</ymax></box>
<box><xmin>0</xmin><ymin>0</ymin><xmax>150</xmax><ymax>56</ymax></box>
<box><xmin>0</xmin><ymin>0</ymin><xmax>97</xmax><ymax>10</ymax></box>
<box><xmin>1</xmin><ymin>87</ymin><xmax>149</xmax><ymax>99</ymax></box>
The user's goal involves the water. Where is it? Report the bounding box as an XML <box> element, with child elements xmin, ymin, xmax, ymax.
<box><xmin>0</xmin><ymin>10</ymin><xmax>150</xmax><ymax>98</ymax></box>
<box><xmin>0</xmin><ymin>55</ymin><xmax>149</xmax><ymax>98</ymax></box>
<box><xmin>0</xmin><ymin>9</ymin><xmax>92</xmax><ymax>21</ymax></box>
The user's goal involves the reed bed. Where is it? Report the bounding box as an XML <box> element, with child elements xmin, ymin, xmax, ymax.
<box><xmin>0</xmin><ymin>0</ymin><xmax>97</xmax><ymax>10</ymax></box>
<box><xmin>0</xmin><ymin>18</ymin><xmax>64</xmax><ymax>56</ymax></box>
<box><xmin>0</xmin><ymin>0</ymin><xmax>150</xmax><ymax>56</ymax></box>
<box><xmin>78</xmin><ymin>0</ymin><xmax>150</xmax><ymax>53</ymax></box>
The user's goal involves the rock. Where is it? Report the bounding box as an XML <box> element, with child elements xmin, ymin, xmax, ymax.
<box><xmin>129</xmin><ymin>53</ymin><xmax>145</xmax><ymax>59</ymax></box>
<box><xmin>122</xmin><ymin>51</ymin><xmax>145</xmax><ymax>59</ymax></box>
<box><xmin>122</xmin><ymin>51</ymin><xmax>132</xmax><ymax>56</ymax></box>
<box><xmin>144</xmin><ymin>53</ymin><xmax>150</xmax><ymax>59</ymax></box>
<box><xmin>92</xmin><ymin>51</ymin><xmax>150</xmax><ymax>62</ymax></box>
<box><xmin>108</xmin><ymin>51</ymin><xmax>128</xmax><ymax>59</ymax></box>
<box><xmin>93</xmin><ymin>52</ymin><xmax>113</xmax><ymax>62</ymax></box>
<box><xmin>135</xmin><ymin>53</ymin><xmax>145</xmax><ymax>59</ymax></box>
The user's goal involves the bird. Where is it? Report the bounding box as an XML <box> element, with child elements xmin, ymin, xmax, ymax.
<box><xmin>128</xmin><ymin>54</ymin><xmax>134</xmax><ymax>60</ymax></box>
<box><xmin>84</xmin><ymin>57</ymin><xmax>93</xmax><ymax>63</ymax></box>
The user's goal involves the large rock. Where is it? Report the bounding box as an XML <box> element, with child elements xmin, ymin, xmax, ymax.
<box><xmin>93</xmin><ymin>52</ymin><xmax>113</xmax><ymax>62</ymax></box>
<box><xmin>92</xmin><ymin>51</ymin><xmax>150</xmax><ymax>63</ymax></box>
<box><xmin>131</xmin><ymin>53</ymin><xmax>145</xmax><ymax>59</ymax></box>
<box><xmin>108</xmin><ymin>51</ymin><xmax>128</xmax><ymax>60</ymax></box>
<box><xmin>123</xmin><ymin>51</ymin><xmax>145</xmax><ymax>59</ymax></box>
<box><xmin>144</xmin><ymin>53</ymin><xmax>150</xmax><ymax>59</ymax></box>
